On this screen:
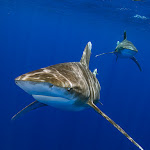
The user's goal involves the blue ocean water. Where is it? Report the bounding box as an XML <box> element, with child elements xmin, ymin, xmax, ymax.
<box><xmin>0</xmin><ymin>0</ymin><xmax>150</xmax><ymax>150</ymax></box>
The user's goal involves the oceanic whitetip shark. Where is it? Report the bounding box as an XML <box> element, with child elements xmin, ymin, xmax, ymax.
<box><xmin>12</xmin><ymin>42</ymin><xmax>143</xmax><ymax>150</ymax></box>
<box><xmin>96</xmin><ymin>31</ymin><xmax>142</xmax><ymax>71</ymax></box>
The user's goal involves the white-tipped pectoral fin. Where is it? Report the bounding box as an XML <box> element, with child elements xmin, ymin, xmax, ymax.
<box><xmin>95</xmin><ymin>51</ymin><xmax>114</xmax><ymax>57</ymax></box>
<box><xmin>11</xmin><ymin>100</ymin><xmax>47</xmax><ymax>120</ymax></box>
<box><xmin>131</xmin><ymin>56</ymin><xmax>142</xmax><ymax>71</ymax></box>
<box><xmin>88</xmin><ymin>102</ymin><xmax>144</xmax><ymax>150</ymax></box>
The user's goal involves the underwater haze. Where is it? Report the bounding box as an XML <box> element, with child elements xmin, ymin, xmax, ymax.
<box><xmin>0</xmin><ymin>0</ymin><xmax>150</xmax><ymax>150</ymax></box>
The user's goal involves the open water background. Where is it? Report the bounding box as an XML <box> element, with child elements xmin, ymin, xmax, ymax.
<box><xmin>0</xmin><ymin>0</ymin><xmax>150</xmax><ymax>150</ymax></box>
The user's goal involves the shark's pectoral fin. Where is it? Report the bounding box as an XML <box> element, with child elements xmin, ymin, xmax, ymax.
<box><xmin>131</xmin><ymin>56</ymin><xmax>142</xmax><ymax>71</ymax></box>
<box><xmin>11</xmin><ymin>100</ymin><xmax>47</xmax><ymax>120</ymax></box>
<box><xmin>95</xmin><ymin>52</ymin><xmax>114</xmax><ymax>57</ymax></box>
<box><xmin>98</xmin><ymin>101</ymin><xmax>103</xmax><ymax>105</ymax></box>
<box><xmin>87</xmin><ymin>102</ymin><xmax>143</xmax><ymax>150</ymax></box>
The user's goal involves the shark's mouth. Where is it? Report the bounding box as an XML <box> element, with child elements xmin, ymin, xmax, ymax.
<box><xmin>15</xmin><ymin>80</ymin><xmax>85</xmax><ymax>111</ymax></box>
<box><xmin>32</xmin><ymin>95</ymin><xmax>85</xmax><ymax>111</ymax></box>
<box><xmin>15</xmin><ymin>80</ymin><xmax>69</xmax><ymax>98</ymax></box>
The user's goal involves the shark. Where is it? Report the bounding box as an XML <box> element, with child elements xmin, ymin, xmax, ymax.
<box><xmin>96</xmin><ymin>31</ymin><xmax>142</xmax><ymax>71</ymax></box>
<box><xmin>12</xmin><ymin>42</ymin><xmax>143</xmax><ymax>150</ymax></box>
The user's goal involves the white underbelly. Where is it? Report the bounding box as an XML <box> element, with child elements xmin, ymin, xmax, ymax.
<box><xmin>118</xmin><ymin>49</ymin><xmax>137</xmax><ymax>58</ymax></box>
<box><xmin>32</xmin><ymin>95</ymin><xmax>86</xmax><ymax>111</ymax></box>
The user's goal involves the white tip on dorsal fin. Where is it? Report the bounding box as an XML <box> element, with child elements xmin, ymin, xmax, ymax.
<box><xmin>80</xmin><ymin>41</ymin><xmax>92</xmax><ymax>68</ymax></box>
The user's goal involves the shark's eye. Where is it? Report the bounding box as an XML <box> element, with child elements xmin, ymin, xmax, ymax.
<box><xmin>67</xmin><ymin>87</ymin><xmax>72</xmax><ymax>92</ymax></box>
<box><xmin>49</xmin><ymin>84</ymin><xmax>53</xmax><ymax>88</ymax></box>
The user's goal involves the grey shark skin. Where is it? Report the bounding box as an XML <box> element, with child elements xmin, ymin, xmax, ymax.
<box><xmin>12</xmin><ymin>42</ymin><xmax>143</xmax><ymax>150</ymax></box>
<box><xmin>96</xmin><ymin>31</ymin><xmax>142</xmax><ymax>71</ymax></box>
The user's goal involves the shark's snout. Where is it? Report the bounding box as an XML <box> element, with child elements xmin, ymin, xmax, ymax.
<box><xmin>15</xmin><ymin>80</ymin><xmax>60</xmax><ymax>96</ymax></box>
<box><xmin>15</xmin><ymin>80</ymin><xmax>85</xmax><ymax>111</ymax></box>
<box><xmin>15</xmin><ymin>80</ymin><xmax>18</xmax><ymax>85</ymax></box>
<box><xmin>15</xmin><ymin>75</ymin><xmax>24</xmax><ymax>81</ymax></box>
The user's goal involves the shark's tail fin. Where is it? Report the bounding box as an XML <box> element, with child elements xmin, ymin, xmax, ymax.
<box><xmin>95</xmin><ymin>52</ymin><xmax>114</xmax><ymax>57</ymax></box>
<box><xmin>88</xmin><ymin>102</ymin><xmax>144</xmax><ymax>150</ymax></box>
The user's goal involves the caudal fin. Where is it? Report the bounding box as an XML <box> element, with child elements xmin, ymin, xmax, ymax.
<box><xmin>88</xmin><ymin>102</ymin><xmax>144</xmax><ymax>150</ymax></box>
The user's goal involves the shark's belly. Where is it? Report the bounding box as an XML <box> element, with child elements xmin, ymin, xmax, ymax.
<box><xmin>33</xmin><ymin>95</ymin><xmax>86</xmax><ymax>111</ymax></box>
<box><xmin>118</xmin><ymin>49</ymin><xmax>137</xmax><ymax>58</ymax></box>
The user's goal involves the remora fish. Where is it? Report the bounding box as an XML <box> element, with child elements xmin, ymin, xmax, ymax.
<box><xmin>12</xmin><ymin>42</ymin><xmax>143</xmax><ymax>150</ymax></box>
<box><xmin>96</xmin><ymin>31</ymin><xmax>142</xmax><ymax>71</ymax></box>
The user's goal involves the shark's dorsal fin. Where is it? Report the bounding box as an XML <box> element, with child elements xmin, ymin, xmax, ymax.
<box><xmin>80</xmin><ymin>41</ymin><xmax>92</xmax><ymax>68</ymax></box>
<box><xmin>87</xmin><ymin>101</ymin><xmax>144</xmax><ymax>150</ymax></box>
<box><xmin>11</xmin><ymin>100</ymin><xmax>47</xmax><ymax>120</ymax></box>
<box><xmin>124</xmin><ymin>31</ymin><xmax>127</xmax><ymax>40</ymax></box>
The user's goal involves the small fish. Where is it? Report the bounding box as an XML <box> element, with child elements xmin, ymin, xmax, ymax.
<box><xmin>96</xmin><ymin>31</ymin><xmax>142</xmax><ymax>71</ymax></box>
<box><xmin>12</xmin><ymin>42</ymin><xmax>143</xmax><ymax>150</ymax></box>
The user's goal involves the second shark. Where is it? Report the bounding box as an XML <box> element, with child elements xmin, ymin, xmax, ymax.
<box><xmin>96</xmin><ymin>31</ymin><xmax>142</xmax><ymax>71</ymax></box>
